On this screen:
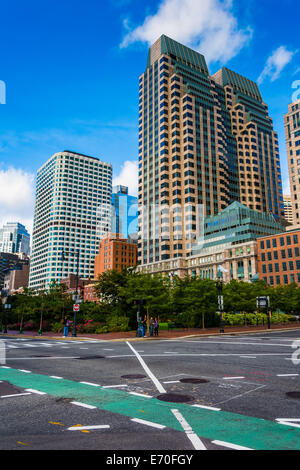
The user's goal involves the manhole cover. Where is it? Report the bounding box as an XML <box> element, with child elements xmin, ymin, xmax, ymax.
<box><xmin>76</xmin><ymin>355</ymin><xmax>105</xmax><ymax>360</ymax></box>
<box><xmin>180</xmin><ymin>378</ymin><xmax>209</xmax><ymax>384</ymax></box>
<box><xmin>121</xmin><ymin>374</ymin><xmax>147</xmax><ymax>379</ymax></box>
<box><xmin>286</xmin><ymin>392</ymin><xmax>300</xmax><ymax>399</ymax></box>
<box><xmin>156</xmin><ymin>393</ymin><xmax>194</xmax><ymax>403</ymax></box>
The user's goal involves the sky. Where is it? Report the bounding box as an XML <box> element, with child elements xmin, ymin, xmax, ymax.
<box><xmin>0</xmin><ymin>0</ymin><xmax>299</xmax><ymax>234</ymax></box>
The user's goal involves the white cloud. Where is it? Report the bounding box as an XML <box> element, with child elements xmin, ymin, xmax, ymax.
<box><xmin>121</xmin><ymin>0</ymin><xmax>252</xmax><ymax>64</ymax></box>
<box><xmin>258</xmin><ymin>46</ymin><xmax>296</xmax><ymax>84</ymax></box>
<box><xmin>0</xmin><ymin>167</ymin><xmax>35</xmax><ymax>235</ymax></box>
<box><xmin>113</xmin><ymin>160</ymin><xmax>138</xmax><ymax>197</ymax></box>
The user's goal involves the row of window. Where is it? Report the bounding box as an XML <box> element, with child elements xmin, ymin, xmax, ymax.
<box><xmin>260</xmin><ymin>234</ymin><xmax>299</xmax><ymax>249</ymax></box>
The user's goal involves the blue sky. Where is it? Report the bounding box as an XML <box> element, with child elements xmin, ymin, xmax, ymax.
<box><xmin>0</xmin><ymin>0</ymin><xmax>299</xmax><ymax>232</ymax></box>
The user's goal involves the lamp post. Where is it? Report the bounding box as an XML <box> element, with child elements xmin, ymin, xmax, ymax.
<box><xmin>215</xmin><ymin>275</ymin><xmax>224</xmax><ymax>334</ymax></box>
<box><xmin>61</xmin><ymin>249</ymin><xmax>80</xmax><ymax>337</ymax></box>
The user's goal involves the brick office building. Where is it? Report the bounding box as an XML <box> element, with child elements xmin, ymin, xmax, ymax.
<box><xmin>94</xmin><ymin>233</ymin><xmax>138</xmax><ymax>277</ymax></box>
<box><xmin>257</xmin><ymin>229</ymin><xmax>300</xmax><ymax>285</ymax></box>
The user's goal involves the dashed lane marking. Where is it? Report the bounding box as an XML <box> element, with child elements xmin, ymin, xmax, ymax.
<box><xmin>129</xmin><ymin>392</ymin><xmax>152</xmax><ymax>398</ymax></box>
<box><xmin>131</xmin><ymin>418</ymin><xmax>166</xmax><ymax>430</ymax></box>
<box><xmin>71</xmin><ymin>401</ymin><xmax>97</xmax><ymax>409</ymax></box>
<box><xmin>171</xmin><ymin>408</ymin><xmax>207</xmax><ymax>451</ymax></box>
<box><xmin>212</xmin><ymin>440</ymin><xmax>252</xmax><ymax>450</ymax></box>
<box><xmin>1</xmin><ymin>392</ymin><xmax>32</xmax><ymax>398</ymax></box>
<box><xmin>79</xmin><ymin>382</ymin><xmax>100</xmax><ymax>387</ymax></box>
<box><xmin>223</xmin><ymin>377</ymin><xmax>245</xmax><ymax>380</ymax></box>
<box><xmin>192</xmin><ymin>405</ymin><xmax>221</xmax><ymax>411</ymax></box>
<box><xmin>68</xmin><ymin>425</ymin><xmax>110</xmax><ymax>431</ymax></box>
<box><xmin>2</xmin><ymin>367</ymin><xmax>300</xmax><ymax>450</ymax></box>
<box><xmin>25</xmin><ymin>389</ymin><xmax>47</xmax><ymax>395</ymax></box>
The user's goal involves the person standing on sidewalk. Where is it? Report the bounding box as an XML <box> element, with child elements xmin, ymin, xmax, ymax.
<box><xmin>150</xmin><ymin>317</ymin><xmax>154</xmax><ymax>337</ymax></box>
<box><xmin>63</xmin><ymin>317</ymin><xmax>70</xmax><ymax>337</ymax></box>
<box><xmin>154</xmin><ymin>317</ymin><xmax>159</xmax><ymax>337</ymax></box>
<box><xmin>142</xmin><ymin>316</ymin><xmax>147</xmax><ymax>337</ymax></box>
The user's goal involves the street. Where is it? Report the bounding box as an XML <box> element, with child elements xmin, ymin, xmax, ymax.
<box><xmin>1</xmin><ymin>330</ymin><xmax>300</xmax><ymax>450</ymax></box>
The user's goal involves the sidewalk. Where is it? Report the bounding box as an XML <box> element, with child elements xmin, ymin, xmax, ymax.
<box><xmin>1</xmin><ymin>322</ymin><xmax>300</xmax><ymax>341</ymax></box>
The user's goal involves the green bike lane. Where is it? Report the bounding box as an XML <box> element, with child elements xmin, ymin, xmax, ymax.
<box><xmin>1</xmin><ymin>366</ymin><xmax>300</xmax><ymax>450</ymax></box>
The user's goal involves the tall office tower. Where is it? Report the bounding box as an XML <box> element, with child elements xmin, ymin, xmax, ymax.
<box><xmin>283</xmin><ymin>195</ymin><xmax>293</xmax><ymax>224</ymax></box>
<box><xmin>111</xmin><ymin>185</ymin><xmax>138</xmax><ymax>241</ymax></box>
<box><xmin>284</xmin><ymin>100</ymin><xmax>300</xmax><ymax>226</ymax></box>
<box><xmin>138</xmin><ymin>35</ymin><xmax>284</xmax><ymax>265</ymax></box>
<box><xmin>29</xmin><ymin>151</ymin><xmax>112</xmax><ymax>290</ymax></box>
<box><xmin>0</xmin><ymin>222</ymin><xmax>30</xmax><ymax>255</ymax></box>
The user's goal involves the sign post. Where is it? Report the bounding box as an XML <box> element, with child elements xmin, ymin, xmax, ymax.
<box><xmin>256</xmin><ymin>296</ymin><xmax>271</xmax><ymax>329</ymax></box>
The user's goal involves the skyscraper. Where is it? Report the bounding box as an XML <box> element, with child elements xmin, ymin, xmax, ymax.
<box><xmin>283</xmin><ymin>195</ymin><xmax>293</xmax><ymax>224</ymax></box>
<box><xmin>284</xmin><ymin>100</ymin><xmax>300</xmax><ymax>226</ymax></box>
<box><xmin>29</xmin><ymin>150</ymin><xmax>112</xmax><ymax>290</ymax></box>
<box><xmin>0</xmin><ymin>222</ymin><xmax>30</xmax><ymax>255</ymax></box>
<box><xmin>138</xmin><ymin>35</ymin><xmax>284</xmax><ymax>265</ymax></box>
<box><xmin>111</xmin><ymin>185</ymin><xmax>138</xmax><ymax>241</ymax></box>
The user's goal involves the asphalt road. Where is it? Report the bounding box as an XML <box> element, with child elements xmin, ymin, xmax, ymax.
<box><xmin>1</xmin><ymin>329</ymin><xmax>300</xmax><ymax>451</ymax></box>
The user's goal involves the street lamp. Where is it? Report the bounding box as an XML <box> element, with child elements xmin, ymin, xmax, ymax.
<box><xmin>215</xmin><ymin>273</ymin><xmax>224</xmax><ymax>334</ymax></box>
<box><xmin>61</xmin><ymin>249</ymin><xmax>80</xmax><ymax>337</ymax></box>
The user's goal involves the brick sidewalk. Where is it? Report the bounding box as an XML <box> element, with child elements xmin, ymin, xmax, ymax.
<box><xmin>2</xmin><ymin>322</ymin><xmax>300</xmax><ymax>341</ymax></box>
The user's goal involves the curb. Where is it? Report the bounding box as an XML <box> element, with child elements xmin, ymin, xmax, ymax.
<box><xmin>1</xmin><ymin>325</ymin><xmax>300</xmax><ymax>343</ymax></box>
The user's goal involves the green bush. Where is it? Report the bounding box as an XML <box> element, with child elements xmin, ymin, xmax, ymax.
<box><xmin>223</xmin><ymin>312</ymin><xmax>293</xmax><ymax>326</ymax></box>
<box><xmin>95</xmin><ymin>326</ymin><xmax>109</xmax><ymax>334</ymax></box>
<box><xmin>106</xmin><ymin>315</ymin><xmax>130</xmax><ymax>332</ymax></box>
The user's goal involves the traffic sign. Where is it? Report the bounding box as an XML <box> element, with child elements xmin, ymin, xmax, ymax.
<box><xmin>73</xmin><ymin>304</ymin><xmax>80</xmax><ymax>312</ymax></box>
<box><xmin>256</xmin><ymin>296</ymin><xmax>270</xmax><ymax>309</ymax></box>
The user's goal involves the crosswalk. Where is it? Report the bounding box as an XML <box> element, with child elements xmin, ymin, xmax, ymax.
<box><xmin>0</xmin><ymin>339</ymin><xmax>101</xmax><ymax>349</ymax></box>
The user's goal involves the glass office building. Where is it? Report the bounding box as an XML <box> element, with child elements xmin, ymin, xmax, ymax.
<box><xmin>111</xmin><ymin>185</ymin><xmax>138</xmax><ymax>241</ymax></box>
<box><xmin>29</xmin><ymin>151</ymin><xmax>112</xmax><ymax>290</ymax></box>
<box><xmin>0</xmin><ymin>222</ymin><xmax>30</xmax><ymax>255</ymax></box>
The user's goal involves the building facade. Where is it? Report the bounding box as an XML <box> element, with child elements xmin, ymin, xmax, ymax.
<box><xmin>111</xmin><ymin>185</ymin><xmax>138</xmax><ymax>241</ymax></box>
<box><xmin>283</xmin><ymin>195</ymin><xmax>294</xmax><ymax>224</ymax></box>
<box><xmin>84</xmin><ymin>282</ymin><xmax>100</xmax><ymax>303</ymax></box>
<box><xmin>138</xmin><ymin>35</ymin><xmax>284</xmax><ymax>266</ymax></box>
<box><xmin>29</xmin><ymin>151</ymin><xmax>112</xmax><ymax>290</ymax></box>
<box><xmin>138</xmin><ymin>202</ymin><xmax>285</xmax><ymax>282</ymax></box>
<box><xmin>0</xmin><ymin>252</ymin><xmax>30</xmax><ymax>291</ymax></box>
<box><xmin>284</xmin><ymin>100</ymin><xmax>300</xmax><ymax>226</ymax></box>
<box><xmin>257</xmin><ymin>229</ymin><xmax>300</xmax><ymax>285</ymax></box>
<box><xmin>0</xmin><ymin>222</ymin><xmax>30</xmax><ymax>255</ymax></box>
<box><xmin>3</xmin><ymin>263</ymin><xmax>30</xmax><ymax>294</ymax></box>
<box><xmin>94</xmin><ymin>233</ymin><xmax>138</xmax><ymax>277</ymax></box>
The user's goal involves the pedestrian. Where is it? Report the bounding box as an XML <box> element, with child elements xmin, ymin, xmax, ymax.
<box><xmin>142</xmin><ymin>316</ymin><xmax>147</xmax><ymax>337</ymax></box>
<box><xmin>63</xmin><ymin>317</ymin><xmax>70</xmax><ymax>337</ymax></box>
<box><xmin>154</xmin><ymin>317</ymin><xmax>159</xmax><ymax>337</ymax></box>
<box><xmin>150</xmin><ymin>317</ymin><xmax>154</xmax><ymax>337</ymax></box>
